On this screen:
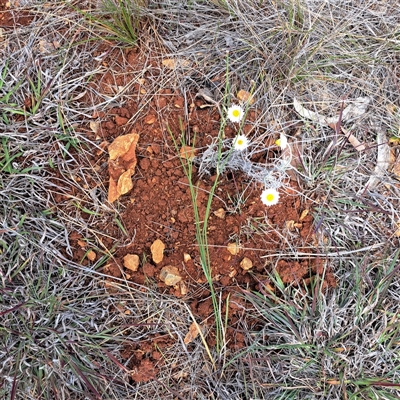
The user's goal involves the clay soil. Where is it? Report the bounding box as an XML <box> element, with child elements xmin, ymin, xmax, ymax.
<box><xmin>68</xmin><ymin>45</ymin><xmax>337</xmax><ymax>291</ymax></box>
<box><xmin>0</xmin><ymin>0</ymin><xmax>33</xmax><ymax>26</ymax></box>
<box><xmin>64</xmin><ymin>45</ymin><xmax>336</xmax><ymax>380</ymax></box>
<box><xmin>2</xmin><ymin>7</ymin><xmax>335</xmax><ymax>384</ymax></box>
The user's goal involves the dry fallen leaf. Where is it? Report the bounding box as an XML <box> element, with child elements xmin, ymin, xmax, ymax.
<box><xmin>89</xmin><ymin>121</ymin><xmax>100</xmax><ymax>134</ymax></box>
<box><xmin>237</xmin><ymin>89</ymin><xmax>255</xmax><ymax>105</ymax></box>
<box><xmin>151</xmin><ymin>239</ymin><xmax>165</xmax><ymax>264</ymax></box>
<box><xmin>394</xmin><ymin>221</ymin><xmax>400</xmax><ymax>238</ymax></box>
<box><xmin>391</xmin><ymin>158</ymin><xmax>400</xmax><ymax>178</ymax></box>
<box><xmin>107</xmin><ymin>132</ymin><xmax>139</xmax><ymax>203</ymax></box>
<box><xmin>77</xmin><ymin>239</ymin><xmax>86</xmax><ymax>248</ymax></box>
<box><xmin>293</xmin><ymin>96</ymin><xmax>370</xmax><ymax>126</ymax></box>
<box><xmin>180</xmin><ymin>145</ymin><xmax>196</xmax><ymax>160</ymax></box>
<box><xmin>389</xmin><ymin>136</ymin><xmax>400</xmax><ymax>146</ymax></box>
<box><xmin>162</xmin><ymin>58</ymin><xmax>191</xmax><ymax>69</ymax></box>
<box><xmin>39</xmin><ymin>40</ymin><xmax>56</xmax><ymax>54</ymax></box>
<box><xmin>195</xmin><ymin>88</ymin><xmax>217</xmax><ymax>106</ymax></box>
<box><xmin>279</xmin><ymin>132</ymin><xmax>304</xmax><ymax>180</ymax></box>
<box><xmin>338</xmin><ymin>125</ymin><xmax>366</xmax><ymax>152</ymax></box>
<box><xmin>389</xmin><ymin>142</ymin><xmax>400</xmax><ymax>178</ymax></box>
<box><xmin>173</xmin><ymin>370</ymin><xmax>189</xmax><ymax>380</ymax></box>
<box><xmin>184</xmin><ymin>321</ymin><xmax>202</xmax><ymax>345</ymax></box>
<box><xmin>299</xmin><ymin>209</ymin><xmax>309</xmax><ymax>221</ymax></box>
<box><xmin>293</xmin><ymin>97</ymin><xmax>368</xmax><ymax>152</ymax></box>
<box><xmin>162</xmin><ymin>59</ymin><xmax>177</xmax><ymax>69</ymax></box>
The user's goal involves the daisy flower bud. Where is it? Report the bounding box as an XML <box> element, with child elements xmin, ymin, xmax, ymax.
<box><xmin>233</xmin><ymin>134</ymin><xmax>249</xmax><ymax>151</ymax></box>
<box><xmin>227</xmin><ymin>104</ymin><xmax>244</xmax><ymax>123</ymax></box>
<box><xmin>260</xmin><ymin>188</ymin><xmax>279</xmax><ymax>206</ymax></box>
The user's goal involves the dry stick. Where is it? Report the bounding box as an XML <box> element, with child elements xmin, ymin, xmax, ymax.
<box><xmin>330</xmin><ymin>98</ymin><xmax>366</xmax><ymax>153</ymax></box>
<box><xmin>363</xmin><ymin>124</ymin><xmax>391</xmax><ymax>191</ymax></box>
<box><xmin>294</xmin><ymin>97</ymin><xmax>368</xmax><ymax>152</ymax></box>
<box><xmin>340</xmin><ymin>126</ymin><xmax>366</xmax><ymax>152</ymax></box>
<box><xmin>260</xmin><ymin>243</ymin><xmax>384</xmax><ymax>258</ymax></box>
<box><xmin>323</xmin><ymin>99</ymin><xmax>345</xmax><ymax>167</ymax></box>
<box><xmin>153</xmin><ymin>377</ymin><xmax>187</xmax><ymax>400</ymax></box>
<box><xmin>184</xmin><ymin>303</ymin><xmax>216</xmax><ymax>369</ymax></box>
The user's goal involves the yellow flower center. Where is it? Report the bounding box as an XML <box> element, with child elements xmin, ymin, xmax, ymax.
<box><xmin>237</xmin><ymin>139</ymin><xmax>243</xmax><ymax>145</ymax></box>
<box><xmin>266</xmin><ymin>193</ymin><xmax>275</xmax><ymax>202</ymax></box>
<box><xmin>232</xmin><ymin>109</ymin><xmax>240</xmax><ymax>118</ymax></box>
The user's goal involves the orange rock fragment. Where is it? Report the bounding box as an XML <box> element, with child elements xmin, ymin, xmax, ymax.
<box><xmin>213</xmin><ymin>208</ymin><xmax>226</xmax><ymax>219</ymax></box>
<box><xmin>144</xmin><ymin>115</ymin><xmax>156</xmax><ymax>125</ymax></box>
<box><xmin>123</xmin><ymin>254</ymin><xmax>140</xmax><ymax>272</ymax></box>
<box><xmin>159</xmin><ymin>266</ymin><xmax>182</xmax><ymax>286</ymax></box>
<box><xmin>240</xmin><ymin>257</ymin><xmax>253</xmax><ymax>271</ymax></box>
<box><xmin>87</xmin><ymin>250</ymin><xmax>96</xmax><ymax>261</ymax></box>
<box><xmin>107</xmin><ymin>132</ymin><xmax>139</xmax><ymax>203</ymax></box>
<box><xmin>151</xmin><ymin>239</ymin><xmax>165</xmax><ymax>264</ymax></box>
<box><xmin>227</xmin><ymin>242</ymin><xmax>240</xmax><ymax>255</ymax></box>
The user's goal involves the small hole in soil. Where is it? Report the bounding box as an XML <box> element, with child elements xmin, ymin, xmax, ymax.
<box><xmin>226</xmin><ymin>171</ymin><xmax>234</xmax><ymax>180</ymax></box>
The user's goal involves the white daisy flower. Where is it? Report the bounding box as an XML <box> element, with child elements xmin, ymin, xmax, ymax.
<box><xmin>227</xmin><ymin>104</ymin><xmax>244</xmax><ymax>123</ymax></box>
<box><xmin>260</xmin><ymin>188</ymin><xmax>280</xmax><ymax>206</ymax></box>
<box><xmin>275</xmin><ymin>133</ymin><xmax>288</xmax><ymax>150</ymax></box>
<box><xmin>233</xmin><ymin>134</ymin><xmax>249</xmax><ymax>151</ymax></box>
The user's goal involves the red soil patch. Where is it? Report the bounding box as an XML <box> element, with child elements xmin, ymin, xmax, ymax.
<box><xmin>120</xmin><ymin>335</ymin><xmax>174</xmax><ymax>383</ymax></box>
<box><xmin>0</xmin><ymin>1</ymin><xmax>33</xmax><ymax>27</ymax></box>
<box><xmin>62</xmin><ymin>46</ymin><xmax>336</xmax><ymax>362</ymax></box>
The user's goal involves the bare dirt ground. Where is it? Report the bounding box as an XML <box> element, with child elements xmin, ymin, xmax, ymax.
<box><xmin>63</xmin><ymin>44</ymin><xmax>336</xmax><ymax>373</ymax></box>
